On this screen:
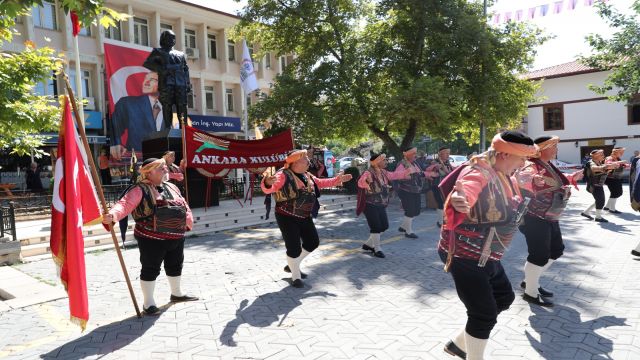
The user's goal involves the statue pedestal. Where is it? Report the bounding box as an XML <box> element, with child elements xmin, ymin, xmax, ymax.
<box><xmin>142</xmin><ymin>130</ymin><xmax>221</xmax><ymax>208</ymax></box>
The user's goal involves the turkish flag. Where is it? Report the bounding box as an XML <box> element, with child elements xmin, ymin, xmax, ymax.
<box><xmin>50</xmin><ymin>97</ymin><xmax>102</xmax><ymax>330</ymax></box>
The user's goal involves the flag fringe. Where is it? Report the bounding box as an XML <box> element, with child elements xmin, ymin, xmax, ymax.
<box><xmin>70</xmin><ymin>315</ymin><xmax>87</xmax><ymax>332</ymax></box>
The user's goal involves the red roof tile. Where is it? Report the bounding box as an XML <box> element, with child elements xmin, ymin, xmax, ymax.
<box><xmin>524</xmin><ymin>60</ymin><xmax>600</xmax><ymax>80</ymax></box>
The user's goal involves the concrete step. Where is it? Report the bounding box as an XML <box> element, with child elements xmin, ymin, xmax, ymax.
<box><xmin>19</xmin><ymin>203</ymin><xmax>357</xmax><ymax>259</ymax></box>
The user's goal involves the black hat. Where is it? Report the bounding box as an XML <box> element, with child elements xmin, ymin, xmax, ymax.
<box><xmin>533</xmin><ymin>136</ymin><xmax>553</xmax><ymax>144</ymax></box>
<box><xmin>142</xmin><ymin>158</ymin><xmax>160</xmax><ymax>167</ymax></box>
<box><xmin>370</xmin><ymin>152</ymin><xmax>382</xmax><ymax>161</ymax></box>
<box><xmin>438</xmin><ymin>146</ymin><xmax>450</xmax><ymax>152</ymax></box>
<box><xmin>500</xmin><ymin>130</ymin><xmax>534</xmax><ymax>145</ymax></box>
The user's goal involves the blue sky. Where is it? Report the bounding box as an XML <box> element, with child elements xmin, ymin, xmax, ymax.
<box><xmin>203</xmin><ymin>0</ymin><xmax>635</xmax><ymax>70</ymax></box>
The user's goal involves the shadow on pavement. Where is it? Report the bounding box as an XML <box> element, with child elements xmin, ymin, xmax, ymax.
<box><xmin>219</xmin><ymin>284</ymin><xmax>336</xmax><ymax>347</ymax></box>
<box><xmin>39</xmin><ymin>307</ymin><xmax>168</xmax><ymax>359</ymax></box>
<box><xmin>525</xmin><ymin>303</ymin><xmax>627</xmax><ymax>360</ymax></box>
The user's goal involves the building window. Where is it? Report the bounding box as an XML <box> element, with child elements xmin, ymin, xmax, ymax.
<box><xmin>160</xmin><ymin>23</ymin><xmax>173</xmax><ymax>31</ymax></box>
<box><xmin>265</xmin><ymin>52</ymin><xmax>271</xmax><ymax>69</ymax></box>
<box><xmin>208</xmin><ymin>34</ymin><xmax>217</xmax><ymax>59</ymax></box>
<box><xmin>79</xmin><ymin>26</ymin><xmax>91</xmax><ymax>37</ymax></box>
<box><xmin>628</xmin><ymin>94</ymin><xmax>640</xmax><ymax>125</ymax></box>
<box><xmin>205</xmin><ymin>86</ymin><xmax>216</xmax><ymax>111</ymax></box>
<box><xmin>133</xmin><ymin>17</ymin><xmax>149</xmax><ymax>46</ymax></box>
<box><xmin>227</xmin><ymin>40</ymin><xmax>235</xmax><ymax>62</ymax></box>
<box><xmin>69</xmin><ymin>69</ymin><xmax>92</xmax><ymax>98</ymax></box>
<box><xmin>280</xmin><ymin>56</ymin><xmax>286</xmax><ymax>71</ymax></box>
<box><xmin>543</xmin><ymin>104</ymin><xmax>564</xmax><ymax>131</ymax></box>
<box><xmin>105</xmin><ymin>21</ymin><xmax>122</xmax><ymax>41</ymax></box>
<box><xmin>34</xmin><ymin>73</ymin><xmax>58</xmax><ymax>97</ymax></box>
<box><xmin>32</xmin><ymin>1</ymin><xmax>57</xmax><ymax>30</ymax></box>
<box><xmin>184</xmin><ymin>29</ymin><xmax>196</xmax><ymax>49</ymax></box>
<box><xmin>226</xmin><ymin>89</ymin><xmax>234</xmax><ymax>112</ymax></box>
<box><xmin>187</xmin><ymin>92</ymin><xmax>194</xmax><ymax>110</ymax></box>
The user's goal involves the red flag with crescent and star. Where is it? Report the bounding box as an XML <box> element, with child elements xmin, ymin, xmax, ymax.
<box><xmin>50</xmin><ymin>97</ymin><xmax>102</xmax><ymax>330</ymax></box>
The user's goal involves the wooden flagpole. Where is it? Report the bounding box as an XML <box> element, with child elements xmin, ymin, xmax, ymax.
<box><xmin>181</xmin><ymin>118</ymin><xmax>190</xmax><ymax>204</ymax></box>
<box><xmin>63</xmin><ymin>73</ymin><xmax>142</xmax><ymax>318</ymax></box>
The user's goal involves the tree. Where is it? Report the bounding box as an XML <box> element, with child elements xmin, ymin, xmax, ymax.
<box><xmin>0</xmin><ymin>1</ymin><xmax>126</xmax><ymax>156</ymax></box>
<box><xmin>581</xmin><ymin>1</ymin><xmax>640</xmax><ymax>102</ymax></box>
<box><xmin>237</xmin><ymin>0</ymin><xmax>544</xmax><ymax>158</ymax></box>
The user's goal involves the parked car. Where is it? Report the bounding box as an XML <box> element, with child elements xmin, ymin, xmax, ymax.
<box><xmin>448</xmin><ymin>155</ymin><xmax>468</xmax><ymax>168</ymax></box>
<box><xmin>550</xmin><ymin>159</ymin><xmax>582</xmax><ymax>173</ymax></box>
<box><xmin>338</xmin><ymin>157</ymin><xmax>365</xmax><ymax>170</ymax></box>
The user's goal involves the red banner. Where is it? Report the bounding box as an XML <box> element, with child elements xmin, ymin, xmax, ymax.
<box><xmin>185</xmin><ymin>126</ymin><xmax>294</xmax><ymax>171</ymax></box>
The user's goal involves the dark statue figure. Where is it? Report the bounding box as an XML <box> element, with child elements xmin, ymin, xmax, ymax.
<box><xmin>143</xmin><ymin>30</ymin><xmax>192</xmax><ymax>129</ymax></box>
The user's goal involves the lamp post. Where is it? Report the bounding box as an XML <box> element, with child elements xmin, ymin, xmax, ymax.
<box><xmin>479</xmin><ymin>0</ymin><xmax>488</xmax><ymax>153</ymax></box>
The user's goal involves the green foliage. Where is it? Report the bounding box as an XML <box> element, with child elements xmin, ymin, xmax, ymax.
<box><xmin>238</xmin><ymin>0</ymin><xmax>544</xmax><ymax>158</ymax></box>
<box><xmin>0</xmin><ymin>1</ymin><xmax>127</xmax><ymax>156</ymax></box>
<box><xmin>581</xmin><ymin>1</ymin><xmax>640</xmax><ymax>102</ymax></box>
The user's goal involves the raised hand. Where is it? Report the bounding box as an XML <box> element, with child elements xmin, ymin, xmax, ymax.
<box><xmin>450</xmin><ymin>181</ymin><xmax>470</xmax><ymax>214</ymax></box>
<box><xmin>264</xmin><ymin>175</ymin><xmax>277</xmax><ymax>186</ymax></box>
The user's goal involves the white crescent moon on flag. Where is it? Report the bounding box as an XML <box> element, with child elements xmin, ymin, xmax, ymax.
<box><xmin>109</xmin><ymin>66</ymin><xmax>149</xmax><ymax>105</ymax></box>
<box><xmin>52</xmin><ymin>158</ymin><xmax>65</xmax><ymax>213</ymax></box>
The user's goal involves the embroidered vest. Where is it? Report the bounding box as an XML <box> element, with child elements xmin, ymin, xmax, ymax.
<box><xmin>587</xmin><ymin>160</ymin><xmax>608</xmax><ymax>188</ymax></box>
<box><xmin>132</xmin><ymin>182</ymin><xmax>188</xmax><ymax>240</ymax></box>
<box><xmin>397</xmin><ymin>160</ymin><xmax>423</xmax><ymax>193</ymax></box>
<box><xmin>522</xmin><ymin>159</ymin><xmax>570</xmax><ymax>221</ymax></box>
<box><xmin>440</xmin><ymin>164</ymin><xmax>528</xmax><ymax>265</ymax></box>
<box><xmin>364</xmin><ymin>169</ymin><xmax>390</xmax><ymax>206</ymax></box>
<box><xmin>433</xmin><ymin>159</ymin><xmax>454</xmax><ymax>187</ymax></box>
<box><xmin>274</xmin><ymin>169</ymin><xmax>317</xmax><ymax>218</ymax></box>
<box><xmin>606</xmin><ymin>156</ymin><xmax>625</xmax><ymax>179</ymax></box>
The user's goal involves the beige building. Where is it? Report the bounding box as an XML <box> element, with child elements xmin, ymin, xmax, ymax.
<box><xmin>4</xmin><ymin>0</ymin><xmax>292</xmax><ymax>140</ymax></box>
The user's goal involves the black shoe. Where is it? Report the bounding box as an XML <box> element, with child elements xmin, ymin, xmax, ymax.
<box><xmin>444</xmin><ymin>340</ymin><xmax>467</xmax><ymax>359</ymax></box>
<box><xmin>520</xmin><ymin>281</ymin><xmax>553</xmax><ymax>298</ymax></box>
<box><xmin>631</xmin><ymin>250</ymin><xmax>640</xmax><ymax>257</ymax></box>
<box><xmin>522</xmin><ymin>293</ymin><xmax>554</xmax><ymax>307</ymax></box>
<box><xmin>580</xmin><ymin>212</ymin><xmax>593</xmax><ymax>220</ymax></box>
<box><xmin>362</xmin><ymin>244</ymin><xmax>375</xmax><ymax>252</ymax></box>
<box><xmin>437</xmin><ymin>221</ymin><xmax>442</xmax><ymax>228</ymax></box>
<box><xmin>373</xmin><ymin>251</ymin><xmax>385</xmax><ymax>258</ymax></box>
<box><xmin>595</xmin><ymin>217</ymin><xmax>609</xmax><ymax>223</ymax></box>
<box><xmin>292</xmin><ymin>279</ymin><xmax>304</xmax><ymax>288</ymax></box>
<box><xmin>398</xmin><ymin>227</ymin><xmax>406</xmax><ymax>233</ymax></box>
<box><xmin>284</xmin><ymin>265</ymin><xmax>307</xmax><ymax>279</ymax></box>
<box><xmin>609</xmin><ymin>209</ymin><xmax>622</xmax><ymax>214</ymax></box>
<box><xmin>604</xmin><ymin>207</ymin><xmax>609</xmax><ymax>211</ymax></box>
<box><xmin>170</xmin><ymin>294</ymin><xmax>199</xmax><ymax>303</ymax></box>
<box><xmin>405</xmin><ymin>233</ymin><xmax>418</xmax><ymax>239</ymax></box>
<box><xmin>143</xmin><ymin>305</ymin><xmax>160</xmax><ymax>315</ymax></box>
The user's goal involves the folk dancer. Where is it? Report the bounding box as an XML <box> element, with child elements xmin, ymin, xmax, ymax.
<box><xmin>102</xmin><ymin>158</ymin><xmax>197</xmax><ymax>315</ymax></box>
<box><xmin>163</xmin><ymin>151</ymin><xmax>185</xmax><ymax>195</ymax></box>
<box><xmin>356</xmin><ymin>153</ymin><xmax>412</xmax><ymax>258</ymax></box>
<box><xmin>261</xmin><ymin>150</ymin><xmax>352</xmax><ymax>288</ymax></box>
<box><xmin>395</xmin><ymin>147</ymin><xmax>438</xmax><ymax>238</ymax></box>
<box><xmin>603</xmin><ymin>147</ymin><xmax>629</xmax><ymax>214</ymax></box>
<box><xmin>630</xmin><ymin>154</ymin><xmax>640</xmax><ymax>257</ymax></box>
<box><xmin>438</xmin><ymin>131</ymin><xmax>537</xmax><ymax>360</ymax></box>
<box><xmin>516</xmin><ymin>136</ymin><xmax>583</xmax><ymax>307</ymax></box>
<box><xmin>431</xmin><ymin>146</ymin><xmax>455</xmax><ymax>228</ymax></box>
<box><xmin>581</xmin><ymin>149</ymin><xmax>621</xmax><ymax>222</ymax></box>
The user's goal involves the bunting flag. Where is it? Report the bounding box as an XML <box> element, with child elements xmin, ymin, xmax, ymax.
<box><xmin>50</xmin><ymin>96</ymin><xmax>102</xmax><ymax>330</ymax></box>
<box><xmin>70</xmin><ymin>11</ymin><xmax>80</xmax><ymax>37</ymax></box>
<box><xmin>493</xmin><ymin>0</ymin><xmax>602</xmax><ymax>24</ymax></box>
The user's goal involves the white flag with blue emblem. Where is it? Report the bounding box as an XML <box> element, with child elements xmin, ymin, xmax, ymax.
<box><xmin>241</xmin><ymin>40</ymin><xmax>258</xmax><ymax>93</ymax></box>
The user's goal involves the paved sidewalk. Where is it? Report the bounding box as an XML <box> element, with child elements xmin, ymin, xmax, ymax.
<box><xmin>0</xmin><ymin>185</ymin><xmax>639</xmax><ymax>359</ymax></box>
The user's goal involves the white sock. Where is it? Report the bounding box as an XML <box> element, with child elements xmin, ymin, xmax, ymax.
<box><xmin>406</xmin><ymin>217</ymin><xmax>414</xmax><ymax>234</ymax></box>
<box><xmin>298</xmin><ymin>249</ymin><xmax>311</xmax><ymax>272</ymax></box>
<box><xmin>605</xmin><ymin>198</ymin><xmax>614</xmax><ymax>209</ymax></box>
<box><xmin>140</xmin><ymin>280</ymin><xmax>156</xmax><ymax>309</ymax></box>
<box><xmin>464</xmin><ymin>332</ymin><xmax>488</xmax><ymax>360</ymax></box>
<box><xmin>542</xmin><ymin>259</ymin><xmax>555</xmax><ymax>273</ymax></box>
<box><xmin>286</xmin><ymin>256</ymin><xmax>302</xmax><ymax>281</ymax></box>
<box><xmin>372</xmin><ymin>233</ymin><xmax>382</xmax><ymax>251</ymax></box>
<box><xmin>634</xmin><ymin>242</ymin><xmax>640</xmax><ymax>252</ymax></box>
<box><xmin>596</xmin><ymin>209</ymin><xmax>603</xmax><ymax>218</ymax></box>
<box><xmin>524</xmin><ymin>261</ymin><xmax>544</xmax><ymax>297</ymax></box>
<box><xmin>584</xmin><ymin>203</ymin><xmax>595</xmax><ymax>214</ymax></box>
<box><xmin>364</xmin><ymin>234</ymin><xmax>375</xmax><ymax>247</ymax></box>
<box><xmin>609</xmin><ymin>197</ymin><xmax>618</xmax><ymax>211</ymax></box>
<box><xmin>167</xmin><ymin>276</ymin><xmax>184</xmax><ymax>297</ymax></box>
<box><xmin>401</xmin><ymin>216</ymin><xmax>410</xmax><ymax>230</ymax></box>
<box><xmin>453</xmin><ymin>329</ymin><xmax>466</xmax><ymax>352</ymax></box>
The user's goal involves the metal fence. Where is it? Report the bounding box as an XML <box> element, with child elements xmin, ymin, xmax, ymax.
<box><xmin>0</xmin><ymin>202</ymin><xmax>16</xmax><ymax>241</ymax></box>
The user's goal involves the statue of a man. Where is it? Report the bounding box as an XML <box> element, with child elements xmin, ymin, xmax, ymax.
<box><xmin>143</xmin><ymin>30</ymin><xmax>191</xmax><ymax>129</ymax></box>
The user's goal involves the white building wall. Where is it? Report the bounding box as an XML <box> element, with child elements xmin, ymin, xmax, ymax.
<box><xmin>526</xmin><ymin>71</ymin><xmax>640</xmax><ymax>164</ymax></box>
